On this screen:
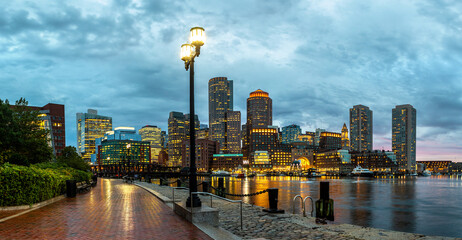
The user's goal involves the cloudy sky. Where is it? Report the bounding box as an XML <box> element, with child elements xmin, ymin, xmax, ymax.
<box><xmin>1</xmin><ymin>0</ymin><xmax>461</xmax><ymax>161</ymax></box>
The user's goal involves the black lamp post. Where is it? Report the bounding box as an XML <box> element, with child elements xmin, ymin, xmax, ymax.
<box><xmin>181</xmin><ymin>27</ymin><xmax>206</xmax><ymax>208</ymax></box>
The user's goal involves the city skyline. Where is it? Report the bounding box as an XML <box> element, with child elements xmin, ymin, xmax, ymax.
<box><xmin>1</xmin><ymin>1</ymin><xmax>461</xmax><ymax>161</ymax></box>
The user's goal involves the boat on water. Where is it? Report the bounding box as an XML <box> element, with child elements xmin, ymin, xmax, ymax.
<box><xmin>420</xmin><ymin>170</ymin><xmax>431</xmax><ymax>176</ymax></box>
<box><xmin>351</xmin><ymin>165</ymin><xmax>374</xmax><ymax>177</ymax></box>
<box><xmin>211</xmin><ymin>170</ymin><xmax>231</xmax><ymax>176</ymax></box>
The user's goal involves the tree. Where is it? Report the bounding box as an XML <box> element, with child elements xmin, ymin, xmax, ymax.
<box><xmin>0</xmin><ymin>98</ymin><xmax>53</xmax><ymax>165</ymax></box>
<box><xmin>57</xmin><ymin>146</ymin><xmax>90</xmax><ymax>171</ymax></box>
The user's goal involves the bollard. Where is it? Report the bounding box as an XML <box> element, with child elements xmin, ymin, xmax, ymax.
<box><xmin>202</xmin><ymin>181</ymin><xmax>209</xmax><ymax>193</ymax></box>
<box><xmin>218</xmin><ymin>177</ymin><xmax>224</xmax><ymax>189</ymax></box>
<box><xmin>217</xmin><ymin>177</ymin><xmax>226</xmax><ymax>197</ymax></box>
<box><xmin>159</xmin><ymin>178</ymin><xmax>164</xmax><ymax>186</ymax></box>
<box><xmin>177</xmin><ymin>179</ymin><xmax>182</xmax><ymax>187</ymax></box>
<box><xmin>315</xmin><ymin>181</ymin><xmax>334</xmax><ymax>221</ymax></box>
<box><xmin>66</xmin><ymin>180</ymin><xmax>77</xmax><ymax>198</ymax></box>
<box><xmin>91</xmin><ymin>174</ymin><xmax>98</xmax><ymax>187</ymax></box>
<box><xmin>263</xmin><ymin>188</ymin><xmax>285</xmax><ymax>213</ymax></box>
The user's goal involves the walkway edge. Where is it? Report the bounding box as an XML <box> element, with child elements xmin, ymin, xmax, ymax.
<box><xmin>0</xmin><ymin>195</ymin><xmax>66</xmax><ymax>223</ymax></box>
<box><xmin>134</xmin><ymin>182</ymin><xmax>242</xmax><ymax>240</ymax></box>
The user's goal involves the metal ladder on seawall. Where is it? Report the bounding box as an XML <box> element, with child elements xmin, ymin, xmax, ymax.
<box><xmin>292</xmin><ymin>195</ymin><xmax>314</xmax><ymax>217</ymax></box>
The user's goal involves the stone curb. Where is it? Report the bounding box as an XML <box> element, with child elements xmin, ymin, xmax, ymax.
<box><xmin>0</xmin><ymin>195</ymin><xmax>66</xmax><ymax>223</ymax></box>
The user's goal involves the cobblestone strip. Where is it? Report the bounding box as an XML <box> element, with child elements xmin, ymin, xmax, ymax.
<box><xmin>136</xmin><ymin>181</ymin><xmax>459</xmax><ymax>240</ymax></box>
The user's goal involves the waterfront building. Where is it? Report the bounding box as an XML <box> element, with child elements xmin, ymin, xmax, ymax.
<box><xmin>282</xmin><ymin>124</ymin><xmax>302</xmax><ymax>144</ymax></box>
<box><xmin>76</xmin><ymin>109</ymin><xmax>112</xmax><ymax>161</ymax></box>
<box><xmin>416</xmin><ymin>161</ymin><xmax>451</xmax><ymax>173</ymax></box>
<box><xmin>168</xmin><ymin>111</ymin><xmax>186</xmax><ymax>167</ymax></box>
<box><xmin>350</xmin><ymin>105</ymin><xmax>373</xmax><ymax>152</ymax></box>
<box><xmin>350</xmin><ymin>151</ymin><xmax>398</xmax><ymax>173</ymax></box>
<box><xmin>211</xmin><ymin>154</ymin><xmax>244</xmax><ymax>171</ymax></box>
<box><xmin>291</xmin><ymin>146</ymin><xmax>314</xmax><ymax>170</ymax></box>
<box><xmin>341</xmin><ymin>123</ymin><xmax>350</xmax><ymax>149</ymax></box>
<box><xmin>225</xmin><ymin>111</ymin><xmax>241</xmax><ymax>153</ymax></box>
<box><xmin>181</xmin><ymin>139</ymin><xmax>219</xmax><ymax>172</ymax></box>
<box><xmin>97</xmin><ymin>140</ymin><xmax>150</xmax><ymax>165</ymax></box>
<box><xmin>319</xmin><ymin>131</ymin><xmax>342</xmax><ymax>151</ymax></box>
<box><xmin>448</xmin><ymin>162</ymin><xmax>462</xmax><ymax>174</ymax></box>
<box><xmin>392</xmin><ymin>104</ymin><xmax>417</xmax><ymax>172</ymax></box>
<box><xmin>249</xmin><ymin>127</ymin><xmax>292</xmax><ymax>170</ymax></box>
<box><xmin>25</xmin><ymin>103</ymin><xmax>65</xmax><ymax>156</ymax></box>
<box><xmin>314</xmin><ymin>150</ymin><xmax>353</xmax><ymax>175</ymax></box>
<box><xmin>298</xmin><ymin>132</ymin><xmax>315</xmax><ymax>145</ymax></box>
<box><xmin>209</xmin><ymin>77</ymin><xmax>233</xmax><ymax>152</ymax></box>
<box><xmin>139</xmin><ymin>125</ymin><xmax>163</xmax><ymax>163</ymax></box>
<box><xmin>94</xmin><ymin>127</ymin><xmax>150</xmax><ymax>165</ymax></box>
<box><xmin>251</xmin><ymin>151</ymin><xmax>272</xmax><ymax>170</ymax></box>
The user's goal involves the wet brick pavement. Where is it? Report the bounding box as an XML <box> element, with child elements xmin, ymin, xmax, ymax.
<box><xmin>0</xmin><ymin>178</ymin><xmax>212</xmax><ymax>240</ymax></box>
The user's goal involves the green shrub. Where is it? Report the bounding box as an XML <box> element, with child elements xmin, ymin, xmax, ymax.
<box><xmin>0</xmin><ymin>163</ymin><xmax>91</xmax><ymax>206</ymax></box>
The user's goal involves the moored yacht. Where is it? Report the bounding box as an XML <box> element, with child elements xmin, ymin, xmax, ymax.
<box><xmin>351</xmin><ymin>165</ymin><xmax>374</xmax><ymax>177</ymax></box>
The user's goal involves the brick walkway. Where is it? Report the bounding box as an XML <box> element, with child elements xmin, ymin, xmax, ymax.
<box><xmin>0</xmin><ymin>179</ymin><xmax>212</xmax><ymax>240</ymax></box>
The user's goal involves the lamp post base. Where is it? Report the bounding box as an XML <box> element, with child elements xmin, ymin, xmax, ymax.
<box><xmin>186</xmin><ymin>194</ymin><xmax>202</xmax><ymax>208</ymax></box>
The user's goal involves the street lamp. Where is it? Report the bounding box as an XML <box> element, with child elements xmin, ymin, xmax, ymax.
<box><xmin>181</xmin><ymin>26</ymin><xmax>205</xmax><ymax>208</ymax></box>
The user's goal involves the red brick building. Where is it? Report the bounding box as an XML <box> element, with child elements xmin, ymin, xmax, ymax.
<box><xmin>181</xmin><ymin>139</ymin><xmax>219</xmax><ymax>172</ymax></box>
<box><xmin>19</xmin><ymin>103</ymin><xmax>65</xmax><ymax>156</ymax></box>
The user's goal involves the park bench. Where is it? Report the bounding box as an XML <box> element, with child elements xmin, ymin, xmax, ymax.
<box><xmin>123</xmin><ymin>175</ymin><xmax>134</xmax><ymax>184</ymax></box>
<box><xmin>76</xmin><ymin>181</ymin><xmax>92</xmax><ymax>193</ymax></box>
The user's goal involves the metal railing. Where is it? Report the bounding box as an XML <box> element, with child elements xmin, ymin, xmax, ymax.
<box><xmin>191</xmin><ymin>191</ymin><xmax>243</xmax><ymax>230</ymax></box>
<box><xmin>172</xmin><ymin>187</ymin><xmax>188</xmax><ymax>203</ymax></box>
<box><xmin>292</xmin><ymin>195</ymin><xmax>314</xmax><ymax>217</ymax></box>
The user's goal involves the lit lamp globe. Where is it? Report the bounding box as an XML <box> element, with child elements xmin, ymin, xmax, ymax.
<box><xmin>181</xmin><ymin>43</ymin><xmax>193</xmax><ymax>62</ymax></box>
<box><xmin>190</xmin><ymin>27</ymin><xmax>205</xmax><ymax>47</ymax></box>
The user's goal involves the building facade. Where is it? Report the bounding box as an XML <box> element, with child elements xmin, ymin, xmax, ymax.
<box><xmin>225</xmin><ymin>111</ymin><xmax>241</xmax><ymax>153</ymax></box>
<box><xmin>350</xmin><ymin>105</ymin><xmax>373</xmax><ymax>152</ymax></box>
<box><xmin>211</xmin><ymin>154</ymin><xmax>244</xmax><ymax>171</ymax></box>
<box><xmin>182</xmin><ymin>139</ymin><xmax>219</xmax><ymax>172</ymax></box>
<box><xmin>282</xmin><ymin>124</ymin><xmax>302</xmax><ymax>144</ymax></box>
<box><xmin>392</xmin><ymin>104</ymin><xmax>417</xmax><ymax>172</ymax></box>
<box><xmin>168</xmin><ymin>112</ymin><xmax>186</xmax><ymax>167</ymax></box>
<box><xmin>319</xmin><ymin>132</ymin><xmax>342</xmax><ymax>151</ymax></box>
<box><xmin>139</xmin><ymin>125</ymin><xmax>163</xmax><ymax>163</ymax></box>
<box><xmin>350</xmin><ymin>151</ymin><xmax>398</xmax><ymax>173</ymax></box>
<box><xmin>76</xmin><ymin>109</ymin><xmax>112</xmax><ymax>161</ymax></box>
<box><xmin>208</xmin><ymin>77</ymin><xmax>233</xmax><ymax>152</ymax></box>
<box><xmin>246</xmin><ymin>89</ymin><xmax>272</xmax><ymax>130</ymax></box>
<box><xmin>26</xmin><ymin>103</ymin><xmax>65</xmax><ymax>156</ymax></box>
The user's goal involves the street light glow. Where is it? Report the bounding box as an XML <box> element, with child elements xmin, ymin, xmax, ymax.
<box><xmin>181</xmin><ymin>43</ymin><xmax>193</xmax><ymax>62</ymax></box>
<box><xmin>189</xmin><ymin>27</ymin><xmax>205</xmax><ymax>47</ymax></box>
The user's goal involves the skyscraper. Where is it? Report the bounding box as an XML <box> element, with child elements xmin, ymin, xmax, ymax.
<box><xmin>168</xmin><ymin>112</ymin><xmax>186</xmax><ymax>167</ymax></box>
<box><xmin>139</xmin><ymin>125</ymin><xmax>163</xmax><ymax>163</ymax></box>
<box><xmin>349</xmin><ymin>105</ymin><xmax>373</xmax><ymax>152</ymax></box>
<box><xmin>76</xmin><ymin>109</ymin><xmax>112</xmax><ymax>161</ymax></box>
<box><xmin>208</xmin><ymin>77</ymin><xmax>233</xmax><ymax>151</ymax></box>
<box><xmin>341</xmin><ymin>123</ymin><xmax>350</xmax><ymax>149</ymax></box>
<box><xmin>392</xmin><ymin>104</ymin><xmax>417</xmax><ymax>172</ymax></box>
<box><xmin>167</xmin><ymin>111</ymin><xmax>199</xmax><ymax>167</ymax></box>
<box><xmin>246</xmin><ymin>89</ymin><xmax>272</xmax><ymax>129</ymax></box>
<box><xmin>225</xmin><ymin>111</ymin><xmax>241</xmax><ymax>153</ymax></box>
<box><xmin>243</xmin><ymin>89</ymin><xmax>273</xmax><ymax>160</ymax></box>
<box><xmin>282</xmin><ymin>124</ymin><xmax>301</xmax><ymax>144</ymax></box>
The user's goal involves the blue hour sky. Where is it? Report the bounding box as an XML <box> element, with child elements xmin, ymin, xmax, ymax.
<box><xmin>1</xmin><ymin>0</ymin><xmax>461</xmax><ymax>161</ymax></box>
